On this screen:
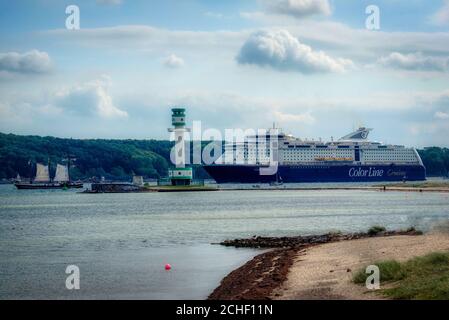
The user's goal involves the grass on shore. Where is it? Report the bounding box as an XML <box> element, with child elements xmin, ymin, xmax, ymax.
<box><xmin>374</xmin><ymin>181</ymin><xmax>449</xmax><ymax>188</ymax></box>
<box><xmin>353</xmin><ymin>252</ymin><xmax>449</xmax><ymax>299</ymax></box>
<box><xmin>367</xmin><ymin>225</ymin><xmax>386</xmax><ymax>236</ymax></box>
<box><xmin>366</xmin><ymin>225</ymin><xmax>422</xmax><ymax>236</ymax></box>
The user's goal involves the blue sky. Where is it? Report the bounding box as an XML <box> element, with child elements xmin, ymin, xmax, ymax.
<box><xmin>1</xmin><ymin>0</ymin><xmax>449</xmax><ymax>147</ymax></box>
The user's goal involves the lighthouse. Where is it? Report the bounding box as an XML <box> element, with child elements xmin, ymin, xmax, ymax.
<box><xmin>168</xmin><ymin>108</ymin><xmax>193</xmax><ymax>186</ymax></box>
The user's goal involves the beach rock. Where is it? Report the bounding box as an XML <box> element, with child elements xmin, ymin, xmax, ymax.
<box><xmin>218</xmin><ymin>229</ymin><xmax>422</xmax><ymax>249</ymax></box>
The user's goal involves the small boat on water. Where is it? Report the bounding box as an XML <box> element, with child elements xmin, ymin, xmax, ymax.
<box><xmin>15</xmin><ymin>162</ymin><xmax>83</xmax><ymax>190</ymax></box>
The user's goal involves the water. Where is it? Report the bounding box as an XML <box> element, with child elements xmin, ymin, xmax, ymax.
<box><xmin>0</xmin><ymin>184</ymin><xmax>448</xmax><ymax>299</ymax></box>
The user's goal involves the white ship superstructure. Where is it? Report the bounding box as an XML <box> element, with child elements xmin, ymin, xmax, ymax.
<box><xmin>217</xmin><ymin>127</ymin><xmax>422</xmax><ymax>167</ymax></box>
<box><xmin>205</xmin><ymin>127</ymin><xmax>426</xmax><ymax>183</ymax></box>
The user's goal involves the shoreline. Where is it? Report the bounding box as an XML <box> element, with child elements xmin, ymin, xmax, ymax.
<box><xmin>222</xmin><ymin>186</ymin><xmax>449</xmax><ymax>193</ymax></box>
<box><xmin>208</xmin><ymin>229</ymin><xmax>434</xmax><ymax>300</ymax></box>
<box><xmin>79</xmin><ymin>185</ymin><xmax>449</xmax><ymax>194</ymax></box>
<box><xmin>276</xmin><ymin>232</ymin><xmax>449</xmax><ymax>300</ymax></box>
<box><xmin>208</xmin><ymin>248</ymin><xmax>297</xmax><ymax>300</ymax></box>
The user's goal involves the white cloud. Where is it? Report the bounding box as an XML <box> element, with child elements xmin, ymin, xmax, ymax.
<box><xmin>54</xmin><ymin>76</ymin><xmax>128</xmax><ymax>118</ymax></box>
<box><xmin>151</xmin><ymin>88</ymin><xmax>449</xmax><ymax>146</ymax></box>
<box><xmin>432</xmin><ymin>0</ymin><xmax>449</xmax><ymax>25</ymax></box>
<box><xmin>163</xmin><ymin>54</ymin><xmax>185</xmax><ymax>68</ymax></box>
<box><xmin>236</xmin><ymin>17</ymin><xmax>449</xmax><ymax>63</ymax></box>
<box><xmin>239</xmin><ymin>11</ymin><xmax>266</xmax><ymax>21</ymax></box>
<box><xmin>435</xmin><ymin>111</ymin><xmax>449</xmax><ymax>119</ymax></box>
<box><xmin>43</xmin><ymin>22</ymin><xmax>449</xmax><ymax>69</ymax></box>
<box><xmin>274</xmin><ymin>111</ymin><xmax>315</xmax><ymax>124</ymax></box>
<box><xmin>204</xmin><ymin>12</ymin><xmax>225</xmax><ymax>19</ymax></box>
<box><xmin>0</xmin><ymin>50</ymin><xmax>52</xmax><ymax>74</ymax></box>
<box><xmin>44</xmin><ymin>25</ymin><xmax>246</xmax><ymax>52</ymax></box>
<box><xmin>96</xmin><ymin>0</ymin><xmax>122</xmax><ymax>5</ymax></box>
<box><xmin>378</xmin><ymin>52</ymin><xmax>449</xmax><ymax>72</ymax></box>
<box><xmin>265</xmin><ymin>0</ymin><xmax>332</xmax><ymax>18</ymax></box>
<box><xmin>3</xmin><ymin>86</ymin><xmax>449</xmax><ymax>146</ymax></box>
<box><xmin>236</xmin><ymin>29</ymin><xmax>353</xmax><ymax>73</ymax></box>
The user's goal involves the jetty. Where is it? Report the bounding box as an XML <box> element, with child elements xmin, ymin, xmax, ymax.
<box><xmin>82</xmin><ymin>183</ymin><xmax>218</xmax><ymax>193</ymax></box>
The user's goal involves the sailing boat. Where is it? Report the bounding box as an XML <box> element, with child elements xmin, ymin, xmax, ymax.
<box><xmin>15</xmin><ymin>162</ymin><xmax>83</xmax><ymax>190</ymax></box>
<box><xmin>54</xmin><ymin>164</ymin><xmax>69</xmax><ymax>183</ymax></box>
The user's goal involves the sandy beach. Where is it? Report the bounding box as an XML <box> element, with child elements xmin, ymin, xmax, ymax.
<box><xmin>274</xmin><ymin>232</ymin><xmax>449</xmax><ymax>300</ymax></box>
<box><xmin>210</xmin><ymin>229</ymin><xmax>449</xmax><ymax>300</ymax></box>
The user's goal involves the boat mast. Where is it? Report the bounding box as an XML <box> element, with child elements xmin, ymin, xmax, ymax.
<box><xmin>28</xmin><ymin>160</ymin><xmax>33</xmax><ymax>183</ymax></box>
<box><xmin>64</xmin><ymin>154</ymin><xmax>77</xmax><ymax>182</ymax></box>
<box><xmin>48</xmin><ymin>157</ymin><xmax>51</xmax><ymax>182</ymax></box>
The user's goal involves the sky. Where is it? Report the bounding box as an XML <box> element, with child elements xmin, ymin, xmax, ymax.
<box><xmin>0</xmin><ymin>0</ymin><xmax>449</xmax><ymax>147</ymax></box>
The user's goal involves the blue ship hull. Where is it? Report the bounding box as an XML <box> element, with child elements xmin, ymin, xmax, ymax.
<box><xmin>203</xmin><ymin>164</ymin><xmax>426</xmax><ymax>183</ymax></box>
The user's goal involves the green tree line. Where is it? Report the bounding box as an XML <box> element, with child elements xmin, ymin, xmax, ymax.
<box><xmin>418</xmin><ymin>147</ymin><xmax>449</xmax><ymax>177</ymax></box>
<box><xmin>0</xmin><ymin>132</ymin><xmax>448</xmax><ymax>180</ymax></box>
<box><xmin>0</xmin><ymin>133</ymin><xmax>173</xmax><ymax>180</ymax></box>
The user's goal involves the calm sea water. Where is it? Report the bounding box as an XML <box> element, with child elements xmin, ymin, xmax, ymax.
<box><xmin>0</xmin><ymin>183</ymin><xmax>448</xmax><ymax>299</ymax></box>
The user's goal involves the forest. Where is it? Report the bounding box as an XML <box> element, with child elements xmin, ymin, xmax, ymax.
<box><xmin>0</xmin><ymin>132</ymin><xmax>448</xmax><ymax>180</ymax></box>
<box><xmin>0</xmin><ymin>133</ymin><xmax>172</xmax><ymax>180</ymax></box>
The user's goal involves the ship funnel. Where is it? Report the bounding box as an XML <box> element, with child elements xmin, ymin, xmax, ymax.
<box><xmin>339</xmin><ymin>127</ymin><xmax>372</xmax><ymax>141</ymax></box>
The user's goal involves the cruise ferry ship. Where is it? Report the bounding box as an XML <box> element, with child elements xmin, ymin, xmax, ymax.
<box><xmin>203</xmin><ymin>127</ymin><xmax>426</xmax><ymax>183</ymax></box>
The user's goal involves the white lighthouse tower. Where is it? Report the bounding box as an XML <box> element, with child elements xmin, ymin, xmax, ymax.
<box><xmin>168</xmin><ymin>108</ymin><xmax>193</xmax><ymax>186</ymax></box>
